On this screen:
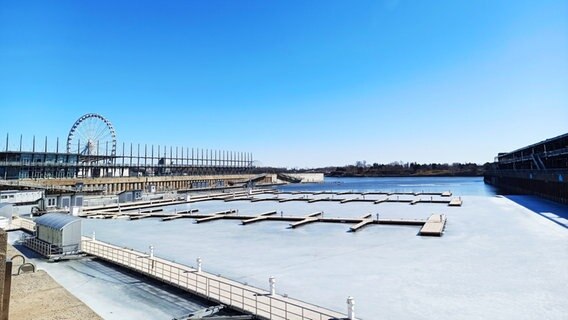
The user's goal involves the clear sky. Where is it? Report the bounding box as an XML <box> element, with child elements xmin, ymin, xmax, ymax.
<box><xmin>1</xmin><ymin>0</ymin><xmax>567</xmax><ymax>168</ymax></box>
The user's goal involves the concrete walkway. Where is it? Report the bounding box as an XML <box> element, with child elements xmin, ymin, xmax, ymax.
<box><xmin>7</xmin><ymin>244</ymin><xmax>101</xmax><ymax>320</ymax></box>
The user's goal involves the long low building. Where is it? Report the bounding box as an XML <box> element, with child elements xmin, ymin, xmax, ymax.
<box><xmin>0</xmin><ymin>141</ymin><xmax>260</xmax><ymax>194</ymax></box>
<box><xmin>484</xmin><ymin>132</ymin><xmax>568</xmax><ymax>203</ymax></box>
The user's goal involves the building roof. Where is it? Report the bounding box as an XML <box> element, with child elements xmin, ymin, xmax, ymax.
<box><xmin>35</xmin><ymin>213</ymin><xmax>80</xmax><ymax>230</ymax></box>
<box><xmin>499</xmin><ymin>132</ymin><xmax>568</xmax><ymax>157</ymax></box>
<box><xmin>0</xmin><ymin>190</ymin><xmax>44</xmax><ymax>194</ymax></box>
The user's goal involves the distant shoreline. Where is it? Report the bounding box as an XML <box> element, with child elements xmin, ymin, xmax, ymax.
<box><xmin>324</xmin><ymin>173</ymin><xmax>483</xmax><ymax>178</ymax></box>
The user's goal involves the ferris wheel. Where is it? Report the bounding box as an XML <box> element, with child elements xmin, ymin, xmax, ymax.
<box><xmin>67</xmin><ymin>113</ymin><xmax>117</xmax><ymax>156</ymax></box>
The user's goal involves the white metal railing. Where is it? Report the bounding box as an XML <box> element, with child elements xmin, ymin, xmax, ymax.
<box><xmin>4</xmin><ymin>217</ymin><xmax>36</xmax><ymax>233</ymax></box>
<box><xmin>23</xmin><ymin>237</ymin><xmax>61</xmax><ymax>256</ymax></box>
<box><xmin>17</xmin><ymin>218</ymin><xmax>36</xmax><ymax>232</ymax></box>
<box><xmin>81</xmin><ymin>238</ymin><xmax>345</xmax><ymax>320</ymax></box>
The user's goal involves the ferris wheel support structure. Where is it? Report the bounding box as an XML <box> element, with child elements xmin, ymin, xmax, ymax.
<box><xmin>66</xmin><ymin>113</ymin><xmax>117</xmax><ymax>159</ymax></box>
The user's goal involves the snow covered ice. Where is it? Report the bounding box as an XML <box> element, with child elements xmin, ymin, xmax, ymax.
<box><xmin>15</xmin><ymin>178</ymin><xmax>568</xmax><ymax>319</ymax></box>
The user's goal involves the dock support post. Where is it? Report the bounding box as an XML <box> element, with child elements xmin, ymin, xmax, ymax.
<box><xmin>269</xmin><ymin>276</ymin><xmax>276</xmax><ymax>296</ymax></box>
<box><xmin>149</xmin><ymin>245</ymin><xmax>154</xmax><ymax>259</ymax></box>
<box><xmin>197</xmin><ymin>257</ymin><xmax>202</xmax><ymax>272</ymax></box>
<box><xmin>347</xmin><ymin>296</ymin><xmax>355</xmax><ymax>320</ymax></box>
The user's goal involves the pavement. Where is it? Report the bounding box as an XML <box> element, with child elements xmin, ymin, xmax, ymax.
<box><xmin>7</xmin><ymin>244</ymin><xmax>101</xmax><ymax>320</ymax></box>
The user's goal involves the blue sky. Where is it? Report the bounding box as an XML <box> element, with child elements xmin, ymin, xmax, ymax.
<box><xmin>1</xmin><ymin>0</ymin><xmax>566</xmax><ymax>168</ymax></box>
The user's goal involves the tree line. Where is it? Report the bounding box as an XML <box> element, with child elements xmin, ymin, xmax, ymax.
<box><xmin>252</xmin><ymin>161</ymin><xmax>491</xmax><ymax>177</ymax></box>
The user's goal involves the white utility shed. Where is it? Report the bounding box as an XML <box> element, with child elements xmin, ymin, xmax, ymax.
<box><xmin>35</xmin><ymin>213</ymin><xmax>82</xmax><ymax>253</ymax></box>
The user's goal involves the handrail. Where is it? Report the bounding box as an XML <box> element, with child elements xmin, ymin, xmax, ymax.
<box><xmin>81</xmin><ymin>238</ymin><xmax>346</xmax><ymax>320</ymax></box>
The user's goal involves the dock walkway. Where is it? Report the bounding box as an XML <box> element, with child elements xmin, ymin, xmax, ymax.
<box><xmin>80</xmin><ymin>209</ymin><xmax>445</xmax><ymax>235</ymax></box>
<box><xmin>81</xmin><ymin>237</ymin><xmax>345</xmax><ymax>320</ymax></box>
<box><xmin>419</xmin><ymin>214</ymin><xmax>447</xmax><ymax>236</ymax></box>
<box><xmin>222</xmin><ymin>193</ymin><xmax>461</xmax><ymax>207</ymax></box>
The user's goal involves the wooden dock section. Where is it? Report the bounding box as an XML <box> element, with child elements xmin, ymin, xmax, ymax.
<box><xmin>362</xmin><ymin>192</ymin><xmax>392</xmax><ymax>195</ymax></box>
<box><xmin>250</xmin><ymin>197</ymin><xmax>280</xmax><ymax>202</ymax></box>
<box><xmin>348</xmin><ymin>214</ymin><xmax>373</xmax><ymax>232</ymax></box>
<box><xmin>340</xmin><ymin>198</ymin><xmax>376</xmax><ymax>204</ymax></box>
<box><xmin>307</xmin><ymin>197</ymin><xmax>342</xmax><ymax>203</ymax></box>
<box><xmin>419</xmin><ymin>214</ymin><xmax>447</xmax><ymax>236</ymax></box>
<box><xmin>129</xmin><ymin>214</ymin><xmax>153</xmax><ymax>221</ymax></box>
<box><xmin>161</xmin><ymin>209</ymin><xmax>200</xmax><ymax>221</ymax></box>
<box><xmin>195</xmin><ymin>210</ymin><xmax>238</xmax><ymax>223</ymax></box>
<box><xmin>240</xmin><ymin>211</ymin><xmax>278</xmax><ymax>225</ymax></box>
<box><xmin>224</xmin><ymin>197</ymin><xmax>254</xmax><ymax>202</ymax></box>
<box><xmin>161</xmin><ymin>214</ymin><xmax>193</xmax><ymax>221</ymax></box>
<box><xmin>288</xmin><ymin>212</ymin><xmax>323</xmax><ymax>229</ymax></box>
<box><xmin>278</xmin><ymin>197</ymin><xmax>308</xmax><ymax>203</ymax></box>
<box><xmin>410</xmin><ymin>198</ymin><xmax>452</xmax><ymax>205</ymax></box>
<box><xmin>449</xmin><ymin>197</ymin><xmax>463</xmax><ymax>206</ymax></box>
<box><xmin>81</xmin><ymin>237</ymin><xmax>346</xmax><ymax>320</ymax></box>
<box><xmin>374</xmin><ymin>198</ymin><xmax>389</xmax><ymax>204</ymax></box>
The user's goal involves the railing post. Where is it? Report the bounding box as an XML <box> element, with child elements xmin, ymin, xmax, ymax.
<box><xmin>91</xmin><ymin>231</ymin><xmax>96</xmax><ymax>241</ymax></box>
<box><xmin>269</xmin><ymin>276</ymin><xmax>276</xmax><ymax>296</ymax></box>
<box><xmin>149</xmin><ymin>245</ymin><xmax>154</xmax><ymax>259</ymax></box>
<box><xmin>347</xmin><ymin>296</ymin><xmax>355</xmax><ymax>320</ymax></box>
<box><xmin>196</xmin><ymin>257</ymin><xmax>202</xmax><ymax>272</ymax></box>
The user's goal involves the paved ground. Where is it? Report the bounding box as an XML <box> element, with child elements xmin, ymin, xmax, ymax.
<box><xmin>7</xmin><ymin>244</ymin><xmax>101</xmax><ymax>320</ymax></box>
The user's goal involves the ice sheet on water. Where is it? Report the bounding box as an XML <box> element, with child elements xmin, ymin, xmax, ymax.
<box><xmin>17</xmin><ymin>178</ymin><xmax>568</xmax><ymax>319</ymax></box>
<box><xmin>77</xmin><ymin>193</ymin><xmax>568</xmax><ymax>320</ymax></box>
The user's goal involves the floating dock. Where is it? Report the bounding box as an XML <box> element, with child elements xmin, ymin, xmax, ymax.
<box><xmin>84</xmin><ymin>209</ymin><xmax>444</xmax><ymax>235</ymax></box>
<box><xmin>419</xmin><ymin>214</ymin><xmax>447</xmax><ymax>236</ymax></box>
<box><xmin>218</xmin><ymin>193</ymin><xmax>461</xmax><ymax>207</ymax></box>
<box><xmin>80</xmin><ymin>190</ymin><xmax>461</xmax><ymax>218</ymax></box>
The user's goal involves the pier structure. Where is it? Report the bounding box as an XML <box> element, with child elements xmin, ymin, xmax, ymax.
<box><xmin>79</xmin><ymin>208</ymin><xmax>447</xmax><ymax>236</ymax></box>
<box><xmin>74</xmin><ymin>189</ymin><xmax>455</xmax><ymax>235</ymax></box>
<box><xmin>484</xmin><ymin>132</ymin><xmax>568</xmax><ymax>204</ymax></box>
<box><xmin>0</xmin><ymin>113</ymin><xmax>270</xmax><ymax>194</ymax></box>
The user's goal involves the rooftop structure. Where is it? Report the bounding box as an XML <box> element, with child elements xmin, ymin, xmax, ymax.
<box><xmin>26</xmin><ymin>213</ymin><xmax>82</xmax><ymax>256</ymax></box>
<box><xmin>485</xmin><ymin>132</ymin><xmax>568</xmax><ymax>204</ymax></box>
<box><xmin>494</xmin><ymin>132</ymin><xmax>568</xmax><ymax>170</ymax></box>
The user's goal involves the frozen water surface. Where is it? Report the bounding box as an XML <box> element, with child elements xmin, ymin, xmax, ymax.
<box><xmin>16</xmin><ymin>178</ymin><xmax>568</xmax><ymax>319</ymax></box>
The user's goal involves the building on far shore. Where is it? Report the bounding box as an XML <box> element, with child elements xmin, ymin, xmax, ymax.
<box><xmin>484</xmin><ymin>132</ymin><xmax>568</xmax><ymax>204</ymax></box>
